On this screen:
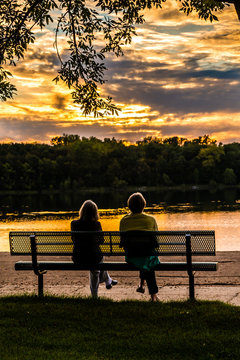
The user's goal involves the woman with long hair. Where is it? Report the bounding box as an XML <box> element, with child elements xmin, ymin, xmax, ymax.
<box><xmin>71</xmin><ymin>200</ymin><xmax>117</xmax><ymax>297</ymax></box>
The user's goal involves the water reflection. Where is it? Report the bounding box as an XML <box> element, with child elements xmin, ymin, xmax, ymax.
<box><xmin>1</xmin><ymin>188</ymin><xmax>240</xmax><ymax>252</ymax></box>
<box><xmin>1</xmin><ymin>187</ymin><xmax>240</xmax><ymax>216</ymax></box>
<box><xmin>1</xmin><ymin>211</ymin><xmax>240</xmax><ymax>252</ymax></box>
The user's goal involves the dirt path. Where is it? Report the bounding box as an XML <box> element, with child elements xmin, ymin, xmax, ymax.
<box><xmin>1</xmin><ymin>252</ymin><xmax>240</xmax><ymax>304</ymax></box>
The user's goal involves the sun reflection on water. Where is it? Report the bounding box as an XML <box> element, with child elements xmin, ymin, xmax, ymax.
<box><xmin>1</xmin><ymin>211</ymin><xmax>240</xmax><ymax>252</ymax></box>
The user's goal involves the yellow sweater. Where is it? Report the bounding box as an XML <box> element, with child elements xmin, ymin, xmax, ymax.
<box><xmin>120</xmin><ymin>212</ymin><xmax>158</xmax><ymax>232</ymax></box>
<box><xmin>119</xmin><ymin>212</ymin><xmax>160</xmax><ymax>271</ymax></box>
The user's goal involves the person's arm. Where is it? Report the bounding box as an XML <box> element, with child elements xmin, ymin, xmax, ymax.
<box><xmin>71</xmin><ymin>220</ymin><xmax>79</xmax><ymax>241</ymax></box>
<box><xmin>119</xmin><ymin>219</ymin><xmax>123</xmax><ymax>232</ymax></box>
<box><xmin>119</xmin><ymin>218</ymin><xmax>125</xmax><ymax>248</ymax></box>
<box><xmin>71</xmin><ymin>220</ymin><xmax>79</xmax><ymax>258</ymax></box>
<box><xmin>96</xmin><ymin>221</ymin><xmax>104</xmax><ymax>244</ymax></box>
<box><xmin>71</xmin><ymin>220</ymin><xmax>76</xmax><ymax>231</ymax></box>
<box><xmin>97</xmin><ymin>222</ymin><xmax>102</xmax><ymax>231</ymax></box>
<box><xmin>152</xmin><ymin>217</ymin><xmax>159</xmax><ymax>249</ymax></box>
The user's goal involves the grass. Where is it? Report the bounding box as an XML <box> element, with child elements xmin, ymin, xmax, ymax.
<box><xmin>0</xmin><ymin>296</ymin><xmax>240</xmax><ymax>360</ymax></box>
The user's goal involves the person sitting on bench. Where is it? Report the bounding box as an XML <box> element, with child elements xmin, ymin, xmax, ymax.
<box><xmin>120</xmin><ymin>192</ymin><xmax>160</xmax><ymax>302</ymax></box>
<box><xmin>71</xmin><ymin>200</ymin><xmax>117</xmax><ymax>298</ymax></box>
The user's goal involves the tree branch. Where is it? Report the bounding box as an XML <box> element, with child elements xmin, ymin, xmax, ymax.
<box><xmin>234</xmin><ymin>0</ymin><xmax>240</xmax><ymax>20</ymax></box>
<box><xmin>8</xmin><ymin>0</ymin><xmax>43</xmax><ymax>40</ymax></box>
<box><xmin>54</xmin><ymin>13</ymin><xmax>67</xmax><ymax>67</ymax></box>
<box><xmin>67</xmin><ymin>0</ymin><xmax>86</xmax><ymax>82</ymax></box>
<box><xmin>214</xmin><ymin>0</ymin><xmax>240</xmax><ymax>20</ymax></box>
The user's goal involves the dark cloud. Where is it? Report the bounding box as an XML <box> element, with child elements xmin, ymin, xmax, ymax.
<box><xmin>103</xmin><ymin>56</ymin><xmax>240</xmax><ymax>115</ymax></box>
<box><xmin>13</xmin><ymin>51</ymin><xmax>60</xmax><ymax>77</ymax></box>
<box><xmin>191</xmin><ymin>68</ymin><xmax>240</xmax><ymax>80</ymax></box>
<box><xmin>146</xmin><ymin>23</ymin><xmax>213</xmax><ymax>34</ymax></box>
<box><xmin>0</xmin><ymin>118</ymin><xmax>58</xmax><ymax>142</ymax></box>
<box><xmin>0</xmin><ymin>117</ymin><xmax>122</xmax><ymax>142</ymax></box>
<box><xmin>156</xmin><ymin>8</ymin><xmax>180</xmax><ymax>20</ymax></box>
<box><xmin>105</xmin><ymin>58</ymin><xmax>169</xmax><ymax>76</ymax></box>
<box><xmin>52</xmin><ymin>94</ymin><xmax>68</xmax><ymax>110</ymax></box>
<box><xmin>27</xmin><ymin>51</ymin><xmax>60</xmax><ymax>67</ymax></box>
<box><xmin>157</xmin><ymin>121</ymin><xmax>240</xmax><ymax>136</ymax></box>
<box><xmin>0</xmin><ymin>114</ymin><xmax>239</xmax><ymax>144</ymax></box>
<box><xmin>182</xmin><ymin>53</ymin><xmax>211</xmax><ymax>69</ymax></box>
<box><xmin>14</xmin><ymin>63</ymin><xmax>55</xmax><ymax>77</ymax></box>
<box><xmin>203</xmin><ymin>29</ymin><xmax>240</xmax><ymax>41</ymax></box>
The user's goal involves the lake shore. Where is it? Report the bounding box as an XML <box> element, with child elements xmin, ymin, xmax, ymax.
<box><xmin>1</xmin><ymin>251</ymin><xmax>240</xmax><ymax>305</ymax></box>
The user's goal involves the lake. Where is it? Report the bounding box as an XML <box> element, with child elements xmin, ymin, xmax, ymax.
<box><xmin>1</xmin><ymin>210</ymin><xmax>240</xmax><ymax>252</ymax></box>
<box><xmin>1</xmin><ymin>188</ymin><xmax>240</xmax><ymax>252</ymax></box>
<box><xmin>1</xmin><ymin>186</ymin><xmax>240</xmax><ymax>215</ymax></box>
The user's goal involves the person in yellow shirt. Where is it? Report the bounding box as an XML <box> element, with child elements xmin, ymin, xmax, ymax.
<box><xmin>120</xmin><ymin>192</ymin><xmax>159</xmax><ymax>301</ymax></box>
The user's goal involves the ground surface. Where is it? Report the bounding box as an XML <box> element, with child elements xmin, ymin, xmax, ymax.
<box><xmin>1</xmin><ymin>252</ymin><xmax>240</xmax><ymax>305</ymax></box>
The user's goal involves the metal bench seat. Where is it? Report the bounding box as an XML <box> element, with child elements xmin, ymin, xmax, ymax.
<box><xmin>15</xmin><ymin>260</ymin><xmax>218</xmax><ymax>272</ymax></box>
<box><xmin>9</xmin><ymin>230</ymin><xmax>218</xmax><ymax>299</ymax></box>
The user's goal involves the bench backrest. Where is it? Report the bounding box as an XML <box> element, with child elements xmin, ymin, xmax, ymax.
<box><xmin>9</xmin><ymin>230</ymin><xmax>215</xmax><ymax>256</ymax></box>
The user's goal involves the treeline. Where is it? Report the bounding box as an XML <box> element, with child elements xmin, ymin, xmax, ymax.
<box><xmin>0</xmin><ymin>134</ymin><xmax>240</xmax><ymax>191</ymax></box>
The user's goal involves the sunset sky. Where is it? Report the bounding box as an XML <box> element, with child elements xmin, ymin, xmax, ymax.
<box><xmin>1</xmin><ymin>1</ymin><xmax>240</xmax><ymax>144</ymax></box>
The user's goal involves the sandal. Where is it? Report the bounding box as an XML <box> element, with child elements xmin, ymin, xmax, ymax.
<box><xmin>136</xmin><ymin>286</ymin><xmax>145</xmax><ymax>294</ymax></box>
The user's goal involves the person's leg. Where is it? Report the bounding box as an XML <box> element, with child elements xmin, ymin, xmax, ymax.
<box><xmin>90</xmin><ymin>270</ymin><xmax>100</xmax><ymax>297</ymax></box>
<box><xmin>144</xmin><ymin>270</ymin><xmax>159</xmax><ymax>301</ymax></box>
<box><xmin>136</xmin><ymin>271</ymin><xmax>146</xmax><ymax>293</ymax></box>
<box><xmin>99</xmin><ymin>270</ymin><xmax>118</xmax><ymax>289</ymax></box>
<box><xmin>99</xmin><ymin>270</ymin><xmax>112</xmax><ymax>286</ymax></box>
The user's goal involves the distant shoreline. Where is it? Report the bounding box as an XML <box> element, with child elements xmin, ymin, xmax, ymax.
<box><xmin>1</xmin><ymin>203</ymin><xmax>240</xmax><ymax>219</ymax></box>
<box><xmin>1</xmin><ymin>184</ymin><xmax>240</xmax><ymax>196</ymax></box>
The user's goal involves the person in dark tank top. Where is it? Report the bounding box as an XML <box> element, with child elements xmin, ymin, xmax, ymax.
<box><xmin>71</xmin><ymin>200</ymin><xmax>117</xmax><ymax>297</ymax></box>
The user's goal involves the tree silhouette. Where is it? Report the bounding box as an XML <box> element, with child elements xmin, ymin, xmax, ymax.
<box><xmin>1</xmin><ymin>134</ymin><xmax>240</xmax><ymax>190</ymax></box>
<box><xmin>0</xmin><ymin>0</ymin><xmax>233</xmax><ymax>115</ymax></box>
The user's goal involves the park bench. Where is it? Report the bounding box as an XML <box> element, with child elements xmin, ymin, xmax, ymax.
<box><xmin>9</xmin><ymin>230</ymin><xmax>218</xmax><ymax>300</ymax></box>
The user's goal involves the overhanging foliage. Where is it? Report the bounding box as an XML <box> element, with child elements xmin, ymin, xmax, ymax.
<box><xmin>0</xmin><ymin>0</ymin><xmax>229</xmax><ymax>115</ymax></box>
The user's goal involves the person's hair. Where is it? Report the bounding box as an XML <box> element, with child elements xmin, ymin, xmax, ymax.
<box><xmin>79</xmin><ymin>200</ymin><xmax>99</xmax><ymax>222</ymax></box>
<box><xmin>127</xmin><ymin>192</ymin><xmax>146</xmax><ymax>213</ymax></box>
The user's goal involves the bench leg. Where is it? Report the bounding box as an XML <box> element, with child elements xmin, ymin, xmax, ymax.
<box><xmin>189</xmin><ymin>274</ymin><xmax>195</xmax><ymax>300</ymax></box>
<box><xmin>186</xmin><ymin>234</ymin><xmax>195</xmax><ymax>300</ymax></box>
<box><xmin>38</xmin><ymin>274</ymin><xmax>44</xmax><ymax>297</ymax></box>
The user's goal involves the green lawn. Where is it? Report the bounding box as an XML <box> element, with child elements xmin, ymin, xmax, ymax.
<box><xmin>0</xmin><ymin>296</ymin><xmax>240</xmax><ymax>360</ymax></box>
